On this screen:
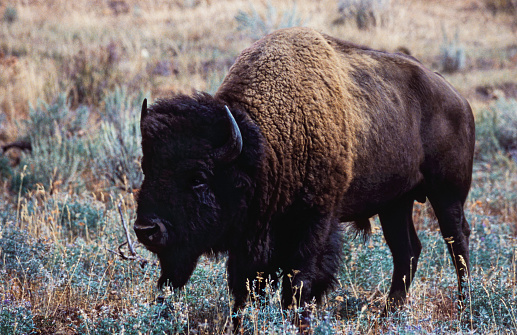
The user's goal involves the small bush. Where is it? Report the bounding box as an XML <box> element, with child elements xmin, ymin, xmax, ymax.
<box><xmin>236</xmin><ymin>1</ymin><xmax>305</xmax><ymax>40</ymax></box>
<box><xmin>0</xmin><ymin>300</ymin><xmax>34</xmax><ymax>335</ymax></box>
<box><xmin>25</xmin><ymin>93</ymin><xmax>90</xmax><ymax>140</ymax></box>
<box><xmin>14</xmin><ymin>136</ymin><xmax>90</xmax><ymax>193</ymax></box>
<box><xmin>312</xmin><ymin>314</ymin><xmax>340</xmax><ymax>335</ymax></box>
<box><xmin>337</xmin><ymin>290</ymin><xmax>368</xmax><ymax>320</ymax></box>
<box><xmin>75</xmin><ymin>300</ymin><xmax>188</xmax><ymax>334</ymax></box>
<box><xmin>475</xmin><ymin>98</ymin><xmax>517</xmax><ymax>162</ymax></box>
<box><xmin>0</xmin><ymin>156</ymin><xmax>12</xmax><ymax>180</ymax></box>
<box><xmin>469</xmin><ymin>168</ymin><xmax>517</xmax><ymax>221</ymax></box>
<box><xmin>10</xmin><ymin>94</ymin><xmax>91</xmax><ymax>193</ymax></box>
<box><xmin>475</xmin><ymin>106</ymin><xmax>502</xmax><ymax>161</ymax></box>
<box><xmin>440</xmin><ymin>29</ymin><xmax>466</xmax><ymax>73</ymax></box>
<box><xmin>0</xmin><ymin>224</ymin><xmax>53</xmax><ymax>283</ymax></box>
<box><xmin>484</xmin><ymin>0</ymin><xmax>517</xmax><ymax>14</ymax></box>
<box><xmin>337</xmin><ymin>0</ymin><xmax>391</xmax><ymax>29</ymax></box>
<box><xmin>340</xmin><ymin>224</ymin><xmax>392</xmax><ymax>291</ymax></box>
<box><xmin>464</xmin><ymin>215</ymin><xmax>517</xmax><ymax>331</ymax></box>
<box><xmin>492</xmin><ymin>98</ymin><xmax>517</xmax><ymax>152</ymax></box>
<box><xmin>63</xmin><ymin>43</ymin><xmax>123</xmax><ymax>108</ymax></box>
<box><xmin>467</xmin><ymin>280</ymin><xmax>517</xmax><ymax>331</ymax></box>
<box><xmin>58</xmin><ymin>196</ymin><xmax>107</xmax><ymax>239</ymax></box>
<box><xmin>2</xmin><ymin>6</ymin><xmax>18</xmax><ymax>24</ymax></box>
<box><xmin>91</xmin><ymin>88</ymin><xmax>144</xmax><ymax>191</ymax></box>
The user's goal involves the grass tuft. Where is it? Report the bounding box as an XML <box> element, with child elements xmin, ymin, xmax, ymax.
<box><xmin>2</xmin><ymin>6</ymin><xmax>18</xmax><ymax>24</ymax></box>
<box><xmin>235</xmin><ymin>1</ymin><xmax>306</xmax><ymax>40</ymax></box>
<box><xmin>0</xmin><ymin>300</ymin><xmax>34</xmax><ymax>335</ymax></box>
<box><xmin>63</xmin><ymin>43</ymin><xmax>124</xmax><ymax>108</ymax></box>
<box><xmin>92</xmin><ymin>87</ymin><xmax>145</xmax><ymax>191</ymax></box>
<box><xmin>475</xmin><ymin>98</ymin><xmax>517</xmax><ymax>165</ymax></box>
<box><xmin>440</xmin><ymin>28</ymin><xmax>466</xmax><ymax>73</ymax></box>
<box><xmin>337</xmin><ymin>0</ymin><xmax>391</xmax><ymax>29</ymax></box>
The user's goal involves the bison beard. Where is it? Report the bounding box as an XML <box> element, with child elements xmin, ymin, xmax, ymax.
<box><xmin>134</xmin><ymin>27</ymin><xmax>475</xmax><ymax>329</ymax></box>
<box><xmin>157</xmin><ymin>249</ymin><xmax>198</xmax><ymax>288</ymax></box>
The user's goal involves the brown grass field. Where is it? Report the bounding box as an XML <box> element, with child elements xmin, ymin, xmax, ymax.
<box><xmin>1</xmin><ymin>0</ymin><xmax>516</xmax><ymax>128</ymax></box>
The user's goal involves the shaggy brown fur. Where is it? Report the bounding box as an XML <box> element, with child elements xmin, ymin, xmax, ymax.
<box><xmin>217</xmin><ymin>27</ymin><xmax>473</xmax><ymax>228</ymax></box>
<box><xmin>218</xmin><ymin>29</ymin><xmax>357</xmax><ymax>219</ymax></box>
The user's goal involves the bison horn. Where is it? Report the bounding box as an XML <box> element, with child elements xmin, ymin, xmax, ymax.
<box><xmin>141</xmin><ymin>98</ymin><xmax>148</xmax><ymax>122</ymax></box>
<box><xmin>211</xmin><ymin>105</ymin><xmax>243</xmax><ymax>163</ymax></box>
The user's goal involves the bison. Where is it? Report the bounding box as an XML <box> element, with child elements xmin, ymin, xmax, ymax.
<box><xmin>134</xmin><ymin>27</ymin><xmax>475</xmax><ymax>322</ymax></box>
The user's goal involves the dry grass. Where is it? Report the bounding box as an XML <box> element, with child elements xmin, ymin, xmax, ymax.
<box><xmin>0</xmin><ymin>0</ymin><xmax>515</xmax><ymax>127</ymax></box>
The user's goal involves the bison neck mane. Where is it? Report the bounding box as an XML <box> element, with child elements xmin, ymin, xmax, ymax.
<box><xmin>209</xmin><ymin>102</ymin><xmax>268</xmax><ymax>252</ymax></box>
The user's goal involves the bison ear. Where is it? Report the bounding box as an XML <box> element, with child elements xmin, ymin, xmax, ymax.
<box><xmin>211</xmin><ymin>105</ymin><xmax>243</xmax><ymax>163</ymax></box>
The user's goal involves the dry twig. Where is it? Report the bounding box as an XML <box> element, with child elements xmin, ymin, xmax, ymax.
<box><xmin>106</xmin><ymin>201</ymin><xmax>151</xmax><ymax>268</ymax></box>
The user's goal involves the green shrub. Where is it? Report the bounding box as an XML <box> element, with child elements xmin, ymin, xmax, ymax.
<box><xmin>312</xmin><ymin>314</ymin><xmax>339</xmax><ymax>335</ymax></box>
<box><xmin>0</xmin><ymin>224</ymin><xmax>53</xmax><ymax>283</ymax></box>
<box><xmin>0</xmin><ymin>300</ymin><xmax>34</xmax><ymax>335</ymax></box>
<box><xmin>75</xmin><ymin>300</ymin><xmax>188</xmax><ymax>334</ymax></box>
<box><xmin>337</xmin><ymin>0</ymin><xmax>391</xmax><ymax>29</ymax></box>
<box><xmin>475</xmin><ymin>98</ymin><xmax>517</xmax><ymax>162</ymax></box>
<box><xmin>470</xmin><ymin>167</ymin><xmax>517</xmax><ymax>216</ymax></box>
<box><xmin>465</xmin><ymin>264</ymin><xmax>517</xmax><ymax>331</ymax></box>
<box><xmin>14</xmin><ymin>136</ymin><xmax>90</xmax><ymax>193</ymax></box>
<box><xmin>235</xmin><ymin>1</ymin><xmax>305</xmax><ymax>40</ymax></box>
<box><xmin>10</xmin><ymin>94</ymin><xmax>91</xmax><ymax>194</ymax></box>
<box><xmin>91</xmin><ymin>88</ymin><xmax>145</xmax><ymax>191</ymax></box>
<box><xmin>63</xmin><ymin>43</ymin><xmax>123</xmax><ymax>108</ymax></box>
<box><xmin>340</xmin><ymin>224</ymin><xmax>392</xmax><ymax>291</ymax></box>
<box><xmin>2</xmin><ymin>6</ymin><xmax>18</xmax><ymax>24</ymax></box>
<box><xmin>25</xmin><ymin>93</ymin><xmax>90</xmax><ymax>139</ymax></box>
<box><xmin>492</xmin><ymin>98</ymin><xmax>517</xmax><ymax>151</ymax></box>
<box><xmin>0</xmin><ymin>156</ymin><xmax>12</xmax><ymax>180</ymax></box>
<box><xmin>54</xmin><ymin>196</ymin><xmax>107</xmax><ymax>239</ymax></box>
<box><xmin>10</xmin><ymin>166</ymin><xmax>40</xmax><ymax>197</ymax></box>
<box><xmin>440</xmin><ymin>29</ymin><xmax>466</xmax><ymax>73</ymax></box>
<box><xmin>475</xmin><ymin>106</ymin><xmax>502</xmax><ymax>161</ymax></box>
<box><xmin>337</xmin><ymin>290</ymin><xmax>368</xmax><ymax>320</ymax></box>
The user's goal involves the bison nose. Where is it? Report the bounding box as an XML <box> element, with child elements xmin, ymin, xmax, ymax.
<box><xmin>134</xmin><ymin>222</ymin><xmax>159</xmax><ymax>239</ymax></box>
<box><xmin>134</xmin><ymin>215</ymin><xmax>168</xmax><ymax>249</ymax></box>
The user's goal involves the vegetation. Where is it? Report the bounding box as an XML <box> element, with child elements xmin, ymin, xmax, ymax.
<box><xmin>235</xmin><ymin>1</ymin><xmax>306</xmax><ymax>39</ymax></box>
<box><xmin>439</xmin><ymin>28</ymin><xmax>466</xmax><ymax>73</ymax></box>
<box><xmin>336</xmin><ymin>0</ymin><xmax>392</xmax><ymax>29</ymax></box>
<box><xmin>1</xmin><ymin>0</ymin><xmax>516</xmax><ymax>334</ymax></box>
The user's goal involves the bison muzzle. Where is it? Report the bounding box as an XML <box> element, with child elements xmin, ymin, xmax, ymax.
<box><xmin>134</xmin><ymin>27</ymin><xmax>475</xmax><ymax>323</ymax></box>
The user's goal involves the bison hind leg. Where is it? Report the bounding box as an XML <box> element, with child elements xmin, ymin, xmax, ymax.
<box><xmin>427</xmin><ymin>192</ymin><xmax>471</xmax><ymax>307</ymax></box>
<box><xmin>379</xmin><ymin>196</ymin><xmax>422</xmax><ymax>314</ymax></box>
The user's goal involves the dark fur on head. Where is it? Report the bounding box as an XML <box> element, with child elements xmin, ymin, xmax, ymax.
<box><xmin>136</xmin><ymin>92</ymin><xmax>264</xmax><ymax>287</ymax></box>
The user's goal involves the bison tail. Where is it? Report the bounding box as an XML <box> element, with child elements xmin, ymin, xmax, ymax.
<box><xmin>350</xmin><ymin>218</ymin><xmax>372</xmax><ymax>242</ymax></box>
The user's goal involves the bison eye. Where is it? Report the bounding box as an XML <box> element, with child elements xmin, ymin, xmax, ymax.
<box><xmin>190</xmin><ymin>171</ymin><xmax>208</xmax><ymax>189</ymax></box>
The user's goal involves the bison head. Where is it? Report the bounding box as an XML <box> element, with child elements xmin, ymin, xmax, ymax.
<box><xmin>134</xmin><ymin>94</ymin><xmax>244</xmax><ymax>288</ymax></box>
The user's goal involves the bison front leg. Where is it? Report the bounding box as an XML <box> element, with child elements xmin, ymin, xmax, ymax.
<box><xmin>281</xmin><ymin>221</ymin><xmax>342</xmax><ymax>329</ymax></box>
<box><xmin>227</xmin><ymin>252</ymin><xmax>279</xmax><ymax>332</ymax></box>
<box><xmin>227</xmin><ymin>252</ymin><xmax>251</xmax><ymax>331</ymax></box>
<box><xmin>379</xmin><ymin>197</ymin><xmax>422</xmax><ymax>314</ymax></box>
